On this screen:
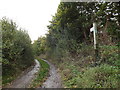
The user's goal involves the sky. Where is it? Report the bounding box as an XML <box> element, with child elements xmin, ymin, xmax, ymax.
<box><xmin>0</xmin><ymin>0</ymin><xmax>60</xmax><ymax>41</ymax></box>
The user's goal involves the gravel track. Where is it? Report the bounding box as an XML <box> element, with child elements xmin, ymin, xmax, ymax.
<box><xmin>5</xmin><ymin>59</ymin><xmax>40</xmax><ymax>88</ymax></box>
<box><xmin>41</xmin><ymin>59</ymin><xmax>62</xmax><ymax>88</ymax></box>
<box><xmin>4</xmin><ymin>59</ymin><xmax>62</xmax><ymax>88</ymax></box>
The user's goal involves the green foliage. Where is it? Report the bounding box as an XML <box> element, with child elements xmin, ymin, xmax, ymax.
<box><xmin>99</xmin><ymin>45</ymin><xmax>119</xmax><ymax>66</ymax></box>
<box><xmin>60</xmin><ymin>62</ymin><xmax>119</xmax><ymax>88</ymax></box>
<box><xmin>45</xmin><ymin>2</ymin><xmax>119</xmax><ymax>61</ymax></box>
<box><xmin>30</xmin><ymin>58</ymin><xmax>49</xmax><ymax>88</ymax></box>
<box><xmin>77</xmin><ymin>64</ymin><xmax>119</xmax><ymax>88</ymax></box>
<box><xmin>1</xmin><ymin>18</ymin><xmax>34</xmax><ymax>86</ymax></box>
<box><xmin>15</xmin><ymin>30</ymin><xmax>34</xmax><ymax>68</ymax></box>
<box><xmin>32</xmin><ymin>37</ymin><xmax>46</xmax><ymax>56</ymax></box>
<box><xmin>56</xmin><ymin>44</ymin><xmax>119</xmax><ymax>88</ymax></box>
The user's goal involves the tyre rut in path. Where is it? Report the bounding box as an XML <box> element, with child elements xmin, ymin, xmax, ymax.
<box><xmin>41</xmin><ymin>59</ymin><xmax>62</xmax><ymax>88</ymax></box>
<box><xmin>5</xmin><ymin>59</ymin><xmax>40</xmax><ymax>88</ymax></box>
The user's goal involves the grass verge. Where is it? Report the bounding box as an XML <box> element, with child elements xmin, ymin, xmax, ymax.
<box><xmin>53</xmin><ymin>45</ymin><xmax>119</xmax><ymax>88</ymax></box>
<box><xmin>60</xmin><ymin>63</ymin><xmax>119</xmax><ymax>88</ymax></box>
<box><xmin>29</xmin><ymin>58</ymin><xmax>50</xmax><ymax>88</ymax></box>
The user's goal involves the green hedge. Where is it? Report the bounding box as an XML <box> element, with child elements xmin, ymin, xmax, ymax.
<box><xmin>1</xmin><ymin>18</ymin><xmax>34</xmax><ymax>86</ymax></box>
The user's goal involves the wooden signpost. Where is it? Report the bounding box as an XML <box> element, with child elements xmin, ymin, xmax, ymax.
<box><xmin>90</xmin><ymin>22</ymin><xmax>98</xmax><ymax>65</ymax></box>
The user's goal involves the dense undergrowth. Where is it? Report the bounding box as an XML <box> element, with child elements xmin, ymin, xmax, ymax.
<box><xmin>48</xmin><ymin>45</ymin><xmax>119</xmax><ymax>88</ymax></box>
<box><xmin>30</xmin><ymin>58</ymin><xmax>49</xmax><ymax>88</ymax></box>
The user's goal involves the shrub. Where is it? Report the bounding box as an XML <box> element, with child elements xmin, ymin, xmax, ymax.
<box><xmin>1</xmin><ymin>18</ymin><xmax>34</xmax><ymax>85</ymax></box>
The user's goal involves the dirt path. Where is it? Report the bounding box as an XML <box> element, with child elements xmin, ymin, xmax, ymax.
<box><xmin>4</xmin><ymin>59</ymin><xmax>62</xmax><ymax>88</ymax></box>
<box><xmin>5</xmin><ymin>59</ymin><xmax>40</xmax><ymax>88</ymax></box>
<box><xmin>41</xmin><ymin>59</ymin><xmax>62</xmax><ymax>88</ymax></box>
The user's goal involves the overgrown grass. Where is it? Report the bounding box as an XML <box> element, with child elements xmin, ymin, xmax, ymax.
<box><xmin>29</xmin><ymin>58</ymin><xmax>49</xmax><ymax>88</ymax></box>
<box><xmin>56</xmin><ymin>45</ymin><xmax>120</xmax><ymax>88</ymax></box>
<box><xmin>60</xmin><ymin>62</ymin><xmax>119</xmax><ymax>88</ymax></box>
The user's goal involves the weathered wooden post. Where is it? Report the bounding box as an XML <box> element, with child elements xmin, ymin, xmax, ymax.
<box><xmin>90</xmin><ymin>22</ymin><xmax>98</xmax><ymax>65</ymax></box>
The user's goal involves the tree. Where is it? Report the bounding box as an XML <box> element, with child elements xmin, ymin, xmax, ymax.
<box><xmin>45</xmin><ymin>2</ymin><xmax>119</xmax><ymax>60</ymax></box>
<box><xmin>32</xmin><ymin>37</ymin><xmax>46</xmax><ymax>56</ymax></box>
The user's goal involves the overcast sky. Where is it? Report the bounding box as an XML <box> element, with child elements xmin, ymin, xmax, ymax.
<box><xmin>0</xmin><ymin>0</ymin><xmax>60</xmax><ymax>41</ymax></box>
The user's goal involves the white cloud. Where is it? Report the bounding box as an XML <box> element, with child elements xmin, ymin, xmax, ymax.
<box><xmin>0</xmin><ymin>0</ymin><xmax>60</xmax><ymax>41</ymax></box>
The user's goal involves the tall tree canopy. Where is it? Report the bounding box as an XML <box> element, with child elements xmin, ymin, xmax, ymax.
<box><xmin>45</xmin><ymin>2</ymin><xmax>119</xmax><ymax>59</ymax></box>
